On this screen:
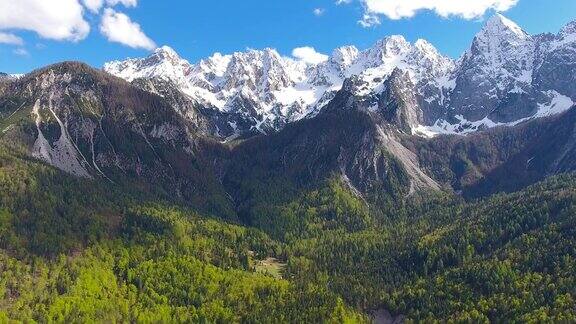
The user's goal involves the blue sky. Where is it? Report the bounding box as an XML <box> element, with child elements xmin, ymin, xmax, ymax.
<box><xmin>1</xmin><ymin>0</ymin><xmax>576</xmax><ymax>73</ymax></box>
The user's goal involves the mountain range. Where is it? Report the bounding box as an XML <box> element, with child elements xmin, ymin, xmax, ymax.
<box><xmin>2</xmin><ymin>13</ymin><xmax>576</xmax><ymax>322</ymax></box>
<box><xmin>0</xmin><ymin>14</ymin><xmax>574</xmax><ymax>211</ymax></box>
<box><xmin>105</xmin><ymin>14</ymin><xmax>576</xmax><ymax>139</ymax></box>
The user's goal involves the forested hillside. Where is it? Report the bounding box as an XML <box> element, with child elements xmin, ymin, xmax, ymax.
<box><xmin>1</xmin><ymin>139</ymin><xmax>575</xmax><ymax>322</ymax></box>
<box><xmin>0</xmin><ymin>143</ymin><xmax>363</xmax><ymax>322</ymax></box>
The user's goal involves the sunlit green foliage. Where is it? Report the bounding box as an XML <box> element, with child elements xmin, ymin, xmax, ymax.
<box><xmin>0</xmin><ymin>145</ymin><xmax>365</xmax><ymax>322</ymax></box>
<box><xmin>0</xmin><ymin>141</ymin><xmax>575</xmax><ymax>322</ymax></box>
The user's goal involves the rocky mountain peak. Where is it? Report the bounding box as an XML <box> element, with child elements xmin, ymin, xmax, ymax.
<box><xmin>364</xmin><ymin>35</ymin><xmax>411</xmax><ymax>66</ymax></box>
<box><xmin>483</xmin><ymin>14</ymin><xmax>529</xmax><ymax>40</ymax></box>
<box><xmin>153</xmin><ymin>45</ymin><xmax>181</xmax><ymax>60</ymax></box>
<box><xmin>104</xmin><ymin>15</ymin><xmax>576</xmax><ymax>139</ymax></box>
<box><xmin>408</xmin><ymin>39</ymin><xmax>455</xmax><ymax>79</ymax></box>
<box><xmin>193</xmin><ymin>52</ymin><xmax>231</xmax><ymax>84</ymax></box>
<box><xmin>0</xmin><ymin>72</ymin><xmax>13</xmax><ymax>83</ymax></box>
<box><xmin>377</xmin><ymin>35</ymin><xmax>411</xmax><ymax>53</ymax></box>
<box><xmin>378</xmin><ymin>68</ymin><xmax>422</xmax><ymax>133</ymax></box>
<box><xmin>555</xmin><ymin>20</ymin><xmax>576</xmax><ymax>48</ymax></box>
<box><xmin>469</xmin><ymin>14</ymin><xmax>532</xmax><ymax>58</ymax></box>
<box><xmin>560</xmin><ymin>20</ymin><xmax>576</xmax><ymax>36</ymax></box>
<box><xmin>140</xmin><ymin>46</ymin><xmax>190</xmax><ymax>72</ymax></box>
<box><xmin>103</xmin><ymin>45</ymin><xmax>193</xmax><ymax>86</ymax></box>
<box><xmin>466</xmin><ymin>14</ymin><xmax>531</xmax><ymax>58</ymax></box>
<box><xmin>413</xmin><ymin>39</ymin><xmax>438</xmax><ymax>55</ymax></box>
<box><xmin>447</xmin><ymin>15</ymin><xmax>537</xmax><ymax>123</ymax></box>
<box><xmin>331</xmin><ymin>46</ymin><xmax>359</xmax><ymax>69</ymax></box>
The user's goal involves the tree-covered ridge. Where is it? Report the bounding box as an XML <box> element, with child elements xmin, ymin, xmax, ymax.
<box><xmin>0</xmin><ymin>144</ymin><xmax>364</xmax><ymax>322</ymax></box>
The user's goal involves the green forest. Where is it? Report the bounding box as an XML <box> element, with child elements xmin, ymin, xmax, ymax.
<box><xmin>0</xmin><ymin>142</ymin><xmax>575</xmax><ymax>323</ymax></box>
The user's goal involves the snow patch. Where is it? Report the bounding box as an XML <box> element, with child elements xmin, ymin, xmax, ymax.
<box><xmin>414</xmin><ymin>91</ymin><xmax>574</xmax><ymax>138</ymax></box>
<box><xmin>535</xmin><ymin>90</ymin><xmax>574</xmax><ymax>118</ymax></box>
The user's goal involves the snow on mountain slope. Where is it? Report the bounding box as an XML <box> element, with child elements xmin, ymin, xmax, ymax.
<box><xmin>0</xmin><ymin>73</ymin><xmax>24</xmax><ymax>82</ymax></box>
<box><xmin>414</xmin><ymin>90</ymin><xmax>575</xmax><ymax>138</ymax></box>
<box><xmin>105</xmin><ymin>36</ymin><xmax>454</xmax><ymax>137</ymax></box>
<box><xmin>415</xmin><ymin>15</ymin><xmax>576</xmax><ymax>137</ymax></box>
<box><xmin>448</xmin><ymin>14</ymin><xmax>535</xmax><ymax>121</ymax></box>
<box><xmin>105</xmin><ymin>15</ymin><xmax>576</xmax><ymax>139</ymax></box>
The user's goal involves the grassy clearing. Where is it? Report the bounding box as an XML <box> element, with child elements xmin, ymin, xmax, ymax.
<box><xmin>255</xmin><ymin>257</ymin><xmax>286</xmax><ymax>279</ymax></box>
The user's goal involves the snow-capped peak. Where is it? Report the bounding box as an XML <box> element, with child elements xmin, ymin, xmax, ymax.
<box><xmin>378</xmin><ymin>35</ymin><xmax>411</xmax><ymax>51</ymax></box>
<box><xmin>560</xmin><ymin>20</ymin><xmax>576</xmax><ymax>36</ymax></box>
<box><xmin>460</xmin><ymin>14</ymin><xmax>534</xmax><ymax>86</ymax></box>
<box><xmin>196</xmin><ymin>52</ymin><xmax>231</xmax><ymax>77</ymax></box>
<box><xmin>468</xmin><ymin>14</ymin><xmax>531</xmax><ymax>60</ymax></box>
<box><xmin>154</xmin><ymin>45</ymin><xmax>180</xmax><ymax>58</ymax></box>
<box><xmin>104</xmin><ymin>14</ymin><xmax>576</xmax><ymax>139</ymax></box>
<box><xmin>555</xmin><ymin>20</ymin><xmax>576</xmax><ymax>47</ymax></box>
<box><xmin>105</xmin><ymin>35</ymin><xmax>455</xmax><ymax>136</ymax></box>
<box><xmin>484</xmin><ymin>14</ymin><xmax>529</xmax><ymax>40</ymax></box>
<box><xmin>103</xmin><ymin>44</ymin><xmax>192</xmax><ymax>84</ymax></box>
<box><xmin>414</xmin><ymin>39</ymin><xmax>439</xmax><ymax>55</ymax></box>
<box><xmin>331</xmin><ymin>46</ymin><xmax>359</xmax><ymax>68</ymax></box>
<box><xmin>372</xmin><ymin>35</ymin><xmax>411</xmax><ymax>59</ymax></box>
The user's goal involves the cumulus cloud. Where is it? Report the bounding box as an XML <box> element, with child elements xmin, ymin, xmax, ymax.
<box><xmin>0</xmin><ymin>32</ymin><xmax>24</xmax><ymax>46</ymax></box>
<box><xmin>82</xmin><ymin>0</ymin><xmax>137</xmax><ymax>13</ymax></box>
<box><xmin>341</xmin><ymin>0</ymin><xmax>519</xmax><ymax>26</ymax></box>
<box><xmin>292</xmin><ymin>47</ymin><xmax>329</xmax><ymax>64</ymax></box>
<box><xmin>0</xmin><ymin>0</ymin><xmax>155</xmax><ymax>50</ymax></box>
<box><xmin>313</xmin><ymin>8</ymin><xmax>325</xmax><ymax>16</ymax></box>
<box><xmin>0</xmin><ymin>0</ymin><xmax>90</xmax><ymax>41</ymax></box>
<box><xmin>100</xmin><ymin>8</ymin><xmax>156</xmax><ymax>50</ymax></box>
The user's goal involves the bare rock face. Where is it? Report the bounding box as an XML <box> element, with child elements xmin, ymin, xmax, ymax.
<box><xmin>441</xmin><ymin>15</ymin><xmax>576</xmax><ymax>132</ymax></box>
<box><xmin>533</xmin><ymin>21</ymin><xmax>576</xmax><ymax>101</ymax></box>
<box><xmin>449</xmin><ymin>14</ymin><xmax>535</xmax><ymax>122</ymax></box>
<box><xmin>377</xmin><ymin>69</ymin><xmax>423</xmax><ymax>133</ymax></box>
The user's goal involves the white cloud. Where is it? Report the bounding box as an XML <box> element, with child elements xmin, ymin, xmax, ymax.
<box><xmin>0</xmin><ymin>32</ymin><xmax>24</xmax><ymax>45</ymax></box>
<box><xmin>313</xmin><ymin>8</ymin><xmax>325</xmax><ymax>16</ymax></box>
<box><xmin>0</xmin><ymin>0</ymin><xmax>154</xmax><ymax>49</ymax></box>
<box><xmin>82</xmin><ymin>0</ymin><xmax>137</xmax><ymax>13</ymax></box>
<box><xmin>336</xmin><ymin>0</ymin><xmax>352</xmax><ymax>4</ymax></box>
<box><xmin>82</xmin><ymin>0</ymin><xmax>104</xmax><ymax>12</ymax></box>
<box><xmin>292</xmin><ymin>47</ymin><xmax>329</xmax><ymax>64</ymax></box>
<box><xmin>107</xmin><ymin>0</ymin><xmax>137</xmax><ymax>7</ymax></box>
<box><xmin>0</xmin><ymin>0</ymin><xmax>90</xmax><ymax>41</ymax></box>
<box><xmin>358</xmin><ymin>14</ymin><xmax>380</xmax><ymax>27</ymax></box>
<box><xmin>13</xmin><ymin>48</ymin><xmax>29</xmax><ymax>56</ymax></box>
<box><xmin>360</xmin><ymin>0</ymin><xmax>519</xmax><ymax>21</ymax></box>
<box><xmin>100</xmin><ymin>8</ymin><xmax>156</xmax><ymax>50</ymax></box>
